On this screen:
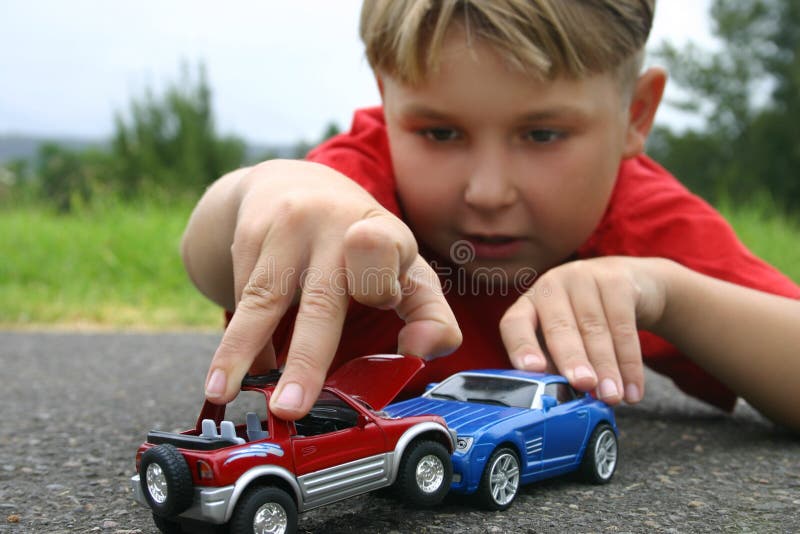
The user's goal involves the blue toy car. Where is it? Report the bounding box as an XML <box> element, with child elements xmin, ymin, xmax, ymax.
<box><xmin>384</xmin><ymin>369</ymin><xmax>618</xmax><ymax>510</ymax></box>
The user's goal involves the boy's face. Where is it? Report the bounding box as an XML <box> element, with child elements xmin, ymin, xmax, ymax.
<box><xmin>380</xmin><ymin>31</ymin><xmax>642</xmax><ymax>281</ymax></box>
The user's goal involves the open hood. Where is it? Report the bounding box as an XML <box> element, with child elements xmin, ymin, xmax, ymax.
<box><xmin>325</xmin><ymin>354</ymin><xmax>425</xmax><ymax>410</ymax></box>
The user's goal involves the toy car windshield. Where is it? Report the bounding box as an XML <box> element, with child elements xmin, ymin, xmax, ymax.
<box><xmin>426</xmin><ymin>373</ymin><xmax>540</xmax><ymax>409</ymax></box>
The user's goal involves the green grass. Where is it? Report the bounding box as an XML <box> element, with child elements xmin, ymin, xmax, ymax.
<box><xmin>0</xmin><ymin>198</ymin><xmax>221</xmax><ymax>329</ymax></box>
<box><xmin>719</xmin><ymin>200</ymin><xmax>800</xmax><ymax>284</ymax></box>
<box><xmin>0</xmin><ymin>197</ymin><xmax>797</xmax><ymax>329</ymax></box>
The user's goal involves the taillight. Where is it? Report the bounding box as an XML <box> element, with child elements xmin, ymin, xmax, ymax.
<box><xmin>197</xmin><ymin>460</ymin><xmax>214</xmax><ymax>481</ymax></box>
<box><xmin>135</xmin><ymin>451</ymin><xmax>143</xmax><ymax>473</ymax></box>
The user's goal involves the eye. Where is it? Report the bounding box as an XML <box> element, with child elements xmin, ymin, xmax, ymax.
<box><xmin>524</xmin><ymin>129</ymin><xmax>564</xmax><ymax>143</ymax></box>
<box><xmin>419</xmin><ymin>128</ymin><xmax>461</xmax><ymax>142</ymax></box>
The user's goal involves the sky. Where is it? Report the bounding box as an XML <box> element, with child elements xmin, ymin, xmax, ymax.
<box><xmin>0</xmin><ymin>0</ymin><xmax>716</xmax><ymax>145</ymax></box>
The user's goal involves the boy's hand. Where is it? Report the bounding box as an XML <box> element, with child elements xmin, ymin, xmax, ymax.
<box><xmin>500</xmin><ymin>257</ymin><xmax>668</xmax><ymax>405</ymax></box>
<box><xmin>203</xmin><ymin>160</ymin><xmax>461</xmax><ymax>420</ymax></box>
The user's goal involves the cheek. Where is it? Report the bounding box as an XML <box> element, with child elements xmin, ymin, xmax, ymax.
<box><xmin>395</xmin><ymin>167</ymin><xmax>455</xmax><ymax>232</ymax></box>
<box><xmin>563</xmin><ymin>168</ymin><xmax>618</xmax><ymax>245</ymax></box>
<box><xmin>519</xmin><ymin>143</ymin><xmax>619</xmax><ymax>247</ymax></box>
<box><xmin>390</xmin><ymin>137</ymin><xmax>462</xmax><ymax>228</ymax></box>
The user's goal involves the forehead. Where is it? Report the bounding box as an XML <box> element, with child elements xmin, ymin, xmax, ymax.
<box><xmin>383</xmin><ymin>70</ymin><xmax>622</xmax><ymax>129</ymax></box>
<box><xmin>380</xmin><ymin>27</ymin><xmax>624</xmax><ymax>123</ymax></box>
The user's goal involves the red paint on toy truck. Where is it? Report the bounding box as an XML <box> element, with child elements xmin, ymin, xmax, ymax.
<box><xmin>131</xmin><ymin>355</ymin><xmax>455</xmax><ymax>534</ymax></box>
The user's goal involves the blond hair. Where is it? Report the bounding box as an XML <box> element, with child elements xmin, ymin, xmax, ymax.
<box><xmin>360</xmin><ymin>0</ymin><xmax>655</xmax><ymax>90</ymax></box>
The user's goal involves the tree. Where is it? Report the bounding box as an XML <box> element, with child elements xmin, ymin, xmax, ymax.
<box><xmin>290</xmin><ymin>120</ymin><xmax>342</xmax><ymax>159</ymax></box>
<box><xmin>34</xmin><ymin>143</ymin><xmax>113</xmax><ymax>212</ymax></box>
<box><xmin>649</xmin><ymin>0</ymin><xmax>800</xmax><ymax>213</ymax></box>
<box><xmin>111</xmin><ymin>62</ymin><xmax>246</xmax><ymax>197</ymax></box>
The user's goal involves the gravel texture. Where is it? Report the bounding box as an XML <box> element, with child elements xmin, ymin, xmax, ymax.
<box><xmin>0</xmin><ymin>331</ymin><xmax>798</xmax><ymax>533</ymax></box>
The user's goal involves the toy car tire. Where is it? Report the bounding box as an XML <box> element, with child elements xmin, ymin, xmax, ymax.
<box><xmin>152</xmin><ymin>513</ymin><xmax>182</xmax><ymax>534</ymax></box>
<box><xmin>140</xmin><ymin>444</ymin><xmax>194</xmax><ymax>517</ymax></box>
<box><xmin>476</xmin><ymin>447</ymin><xmax>521</xmax><ymax>511</ymax></box>
<box><xmin>395</xmin><ymin>439</ymin><xmax>452</xmax><ymax>506</ymax></box>
<box><xmin>230</xmin><ymin>485</ymin><xmax>297</xmax><ymax>534</ymax></box>
<box><xmin>579</xmin><ymin>423</ymin><xmax>618</xmax><ymax>484</ymax></box>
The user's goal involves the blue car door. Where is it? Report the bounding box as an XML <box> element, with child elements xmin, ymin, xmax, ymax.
<box><xmin>517</xmin><ymin>419</ymin><xmax>545</xmax><ymax>475</ymax></box>
<box><xmin>541</xmin><ymin>384</ymin><xmax>590</xmax><ymax>470</ymax></box>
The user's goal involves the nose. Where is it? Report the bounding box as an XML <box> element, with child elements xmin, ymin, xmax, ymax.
<box><xmin>463</xmin><ymin>145</ymin><xmax>518</xmax><ymax>211</ymax></box>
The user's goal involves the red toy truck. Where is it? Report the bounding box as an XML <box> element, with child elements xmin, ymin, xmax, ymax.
<box><xmin>131</xmin><ymin>355</ymin><xmax>456</xmax><ymax>533</ymax></box>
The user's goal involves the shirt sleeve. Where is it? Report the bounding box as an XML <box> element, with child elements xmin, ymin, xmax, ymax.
<box><xmin>580</xmin><ymin>155</ymin><xmax>800</xmax><ymax>411</ymax></box>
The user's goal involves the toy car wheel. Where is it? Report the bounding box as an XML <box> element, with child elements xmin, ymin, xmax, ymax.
<box><xmin>395</xmin><ymin>439</ymin><xmax>452</xmax><ymax>506</ymax></box>
<box><xmin>580</xmin><ymin>423</ymin><xmax>618</xmax><ymax>484</ymax></box>
<box><xmin>152</xmin><ymin>513</ymin><xmax>183</xmax><ymax>534</ymax></box>
<box><xmin>476</xmin><ymin>447</ymin><xmax>520</xmax><ymax>511</ymax></box>
<box><xmin>230</xmin><ymin>485</ymin><xmax>297</xmax><ymax>534</ymax></box>
<box><xmin>140</xmin><ymin>444</ymin><xmax>194</xmax><ymax>517</ymax></box>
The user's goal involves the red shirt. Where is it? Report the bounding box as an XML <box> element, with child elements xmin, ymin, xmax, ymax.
<box><xmin>261</xmin><ymin>107</ymin><xmax>800</xmax><ymax>411</ymax></box>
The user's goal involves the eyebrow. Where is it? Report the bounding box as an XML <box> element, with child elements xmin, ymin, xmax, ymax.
<box><xmin>400</xmin><ymin>104</ymin><xmax>590</xmax><ymax>123</ymax></box>
<box><xmin>400</xmin><ymin>105</ymin><xmax>455</xmax><ymax>121</ymax></box>
<box><xmin>518</xmin><ymin>107</ymin><xmax>591</xmax><ymax>122</ymax></box>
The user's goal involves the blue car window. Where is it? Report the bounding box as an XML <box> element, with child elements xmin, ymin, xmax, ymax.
<box><xmin>544</xmin><ymin>383</ymin><xmax>577</xmax><ymax>404</ymax></box>
<box><xmin>430</xmin><ymin>375</ymin><xmax>539</xmax><ymax>409</ymax></box>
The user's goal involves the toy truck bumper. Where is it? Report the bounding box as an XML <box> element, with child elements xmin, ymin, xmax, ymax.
<box><xmin>131</xmin><ymin>474</ymin><xmax>235</xmax><ymax>524</ymax></box>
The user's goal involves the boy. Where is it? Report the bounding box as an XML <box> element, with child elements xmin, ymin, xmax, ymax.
<box><xmin>181</xmin><ymin>0</ymin><xmax>800</xmax><ymax>431</ymax></box>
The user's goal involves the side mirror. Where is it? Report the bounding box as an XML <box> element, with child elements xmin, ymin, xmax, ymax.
<box><xmin>541</xmin><ymin>395</ymin><xmax>557</xmax><ymax>412</ymax></box>
<box><xmin>357</xmin><ymin>413</ymin><xmax>370</xmax><ymax>427</ymax></box>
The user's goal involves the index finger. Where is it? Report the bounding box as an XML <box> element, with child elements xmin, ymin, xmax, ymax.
<box><xmin>204</xmin><ymin>250</ymin><xmax>299</xmax><ymax>404</ymax></box>
<box><xmin>269</xmin><ymin>252</ymin><xmax>349</xmax><ymax>420</ymax></box>
<box><xmin>499</xmin><ymin>293</ymin><xmax>549</xmax><ymax>371</ymax></box>
<box><xmin>534</xmin><ymin>278</ymin><xmax>599</xmax><ymax>391</ymax></box>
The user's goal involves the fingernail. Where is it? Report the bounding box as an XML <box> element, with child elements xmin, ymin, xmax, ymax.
<box><xmin>274</xmin><ymin>382</ymin><xmax>304</xmax><ymax>410</ymax></box>
<box><xmin>625</xmin><ymin>383</ymin><xmax>641</xmax><ymax>403</ymax></box>
<box><xmin>572</xmin><ymin>365</ymin><xmax>595</xmax><ymax>381</ymax></box>
<box><xmin>522</xmin><ymin>353</ymin><xmax>544</xmax><ymax>369</ymax></box>
<box><xmin>598</xmin><ymin>378</ymin><xmax>619</xmax><ymax>400</ymax></box>
<box><xmin>205</xmin><ymin>369</ymin><xmax>226</xmax><ymax>399</ymax></box>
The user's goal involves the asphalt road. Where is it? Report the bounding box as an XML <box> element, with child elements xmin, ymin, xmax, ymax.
<box><xmin>1</xmin><ymin>331</ymin><xmax>798</xmax><ymax>534</ymax></box>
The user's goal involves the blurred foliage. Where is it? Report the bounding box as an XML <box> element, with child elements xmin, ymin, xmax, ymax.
<box><xmin>36</xmin><ymin>144</ymin><xmax>113</xmax><ymax>212</ymax></box>
<box><xmin>649</xmin><ymin>0</ymin><xmax>800</xmax><ymax>215</ymax></box>
<box><xmin>1</xmin><ymin>62</ymin><xmax>342</xmax><ymax>212</ymax></box>
<box><xmin>2</xmin><ymin>144</ymin><xmax>115</xmax><ymax>213</ymax></box>
<box><xmin>111</xmin><ymin>63</ymin><xmax>246</xmax><ymax>199</ymax></box>
<box><xmin>290</xmin><ymin>121</ymin><xmax>342</xmax><ymax>159</ymax></box>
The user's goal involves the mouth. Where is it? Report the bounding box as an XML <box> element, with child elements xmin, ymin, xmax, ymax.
<box><xmin>467</xmin><ymin>234</ymin><xmax>520</xmax><ymax>244</ymax></box>
<box><xmin>463</xmin><ymin>234</ymin><xmax>526</xmax><ymax>260</ymax></box>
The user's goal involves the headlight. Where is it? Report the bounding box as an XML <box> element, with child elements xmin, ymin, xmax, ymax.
<box><xmin>456</xmin><ymin>436</ymin><xmax>474</xmax><ymax>452</ymax></box>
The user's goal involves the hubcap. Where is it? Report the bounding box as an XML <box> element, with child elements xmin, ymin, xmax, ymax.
<box><xmin>253</xmin><ymin>502</ymin><xmax>288</xmax><ymax>534</ymax></box>
<box><xmin>145</xmin><ymin>463</ymin><xmax>168</xmax><ymax>504</ymax></box>
<box><xmin>416</xmin><ymin>454</ymin><xmax>445</xmax><ymax>493</ymax></box>
<box><xmin>489</xmin><ymin>452</ymin><xmax>519</xmax><ymax>506</ymax></box>
<box><xmin>594</xmin><ymin>430</ymin><xmax>618</xmax><ymax>479</ymax></box>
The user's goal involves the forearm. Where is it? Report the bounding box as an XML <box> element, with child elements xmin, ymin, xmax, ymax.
<box><xmin>181</xmin><ymin>166</ymin><xmax>253</xmax><ymax>310</ymax></box>
<box><xmin>654</xmin><ymin>260</ymin><xmax>800</xmax><ymax>430</ymax></box>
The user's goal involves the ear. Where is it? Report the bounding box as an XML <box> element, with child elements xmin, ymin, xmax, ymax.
<box><xmin>622</xmin><ymin>67</ymin><xmax>667</xmax><ymax>158</ymax></box>
<box><xmin>375</xmin><ymin>73</ymin><xmax>385</xmax><ymax>99</ymax></box>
